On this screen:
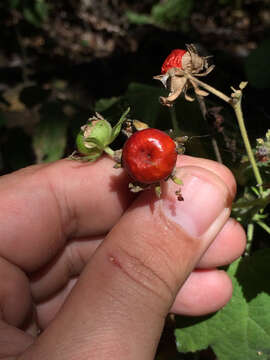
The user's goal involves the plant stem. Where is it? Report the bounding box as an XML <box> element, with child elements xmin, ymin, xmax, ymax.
<box><xmin>195</xmin><ymin>93</ymin><xmax>223</xmax><ymax>163</ymax></box>
<box><xmin>185</xmin><ymin>73</ymin><xmax>231</xmax><ymax>103</ymax></box>
<box><xmin>169</xmin><ymin>106</ymin><xmax>180</xmax><ymax>135</ymax></box>
<box><xmin>186</xmin><ymin>73</ymin><xmax>264</xmax><ymax>196</ymax></box>
<box><xmin>232</xmin><ymin>93</ymin><xmax>264</xmax><ymax>196</ymax></box>
<box><xmin>232</xmin><ymin>195</ymin><xmax>270</xmax><ymax>209</ymax></box>
<box><xmin>257</xmin><ymin>220</ymin><xmax>270</xmax><ymax>234</ymax></box>
<box><xmin>104</xmin><ymin>146</ymin><xmax>115</xmax><ymax>158</ymax></box>
<box><xmin>245</xmin><ymin>222</ymin><xmax>254</xmax><ymax>255</ymax></box>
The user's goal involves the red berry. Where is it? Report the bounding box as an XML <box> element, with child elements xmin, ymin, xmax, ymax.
<box><xmin>161</xmin><ymin>49</ymin><xmax>187</xmax><ymax>74</ymax></box>
<box><xmin>122</xmin><ymin>128</ymin><xmax>177</xmax><ymax>184</ymax></box>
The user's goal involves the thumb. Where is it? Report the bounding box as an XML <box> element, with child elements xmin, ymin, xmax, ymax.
<box><xmin>21</xmin><ymin>160</ymin><xmax>235</xmax><ymax>360</ymax></box>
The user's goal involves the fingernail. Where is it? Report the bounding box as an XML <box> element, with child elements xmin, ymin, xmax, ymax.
<box><xmin>162</xmin><ymin>169</ymin><xmax>230</xmax><ymax>238</ymax></box>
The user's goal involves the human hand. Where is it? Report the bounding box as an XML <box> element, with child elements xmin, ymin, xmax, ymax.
<box><xmin>0</xmin><ymin>155</ymin><xmax>246</xmax><ymax>359</ymax></box>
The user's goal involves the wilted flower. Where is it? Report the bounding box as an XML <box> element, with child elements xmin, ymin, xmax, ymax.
<box><xmin>154</xmin><ymin>44</ymin><xmax>214</xmax><ymax>107</ymax></box>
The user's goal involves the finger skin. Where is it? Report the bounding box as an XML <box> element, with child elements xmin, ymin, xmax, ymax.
<box><xmin>0</xmin><ymin>154</ymin><xmax>240</xmax><ymax>304</ymax></box>
<box><xmin>0</xmin><ymin>156</ymin><xmax>240</xmax><ymax>360</ymax></box>
<box><xmin>0</xmin><ymin>257</ymin><xmax>32</xmax><ymax>327</ymax></box>
<box><xmin>0</xmin><ymin>321</ymin><xmax>34</xmax><ymax>358</ymax></box>
<box><xmin>30</xmin><ymin>236</ymin><xmax>102</xmax><ymax>302</ymax></box>
<box><xmin>0</xmin><ymin>156</ymin><xmax>133</xmax><ymax>271</ymax></box>
<box><xmin>0</xmin><ymin>155</ymin><xmax>235</xmax><ymax>272</ymax></box>
<box><xmin>30</xmin><ymin>218</ymin><xmax>245</xmax><ymax>309</ymax></box>
<box><xmin>32</xmin><ymin>218</ymin><xmax>245</xmax><ymax>326</ymax></box>
<box><xmin>20</xmin><ymin>161</ymin><xmax>236</xmax><ymax>360</ymax></box>
<box><xmin>0</xmin><ymin>258</ymin><xmax>34</xmax><ymax>358</ymax></box>
<box><xmin>177</xmin><ymin>155</ymin><xmax>236</xmax><ymax>198</ymax></box>
<box><xmin>171</xmin><ymin>269</ymin><xmax>233</xmax><ymax>315</ymax></box>
<box><xmin>197</xmin><ymin>218</ymin><xmax>246</xmax><ymax>268</ymax></box>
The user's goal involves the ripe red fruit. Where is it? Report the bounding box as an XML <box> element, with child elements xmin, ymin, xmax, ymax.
<box><xmin>122</xmin><ymin>128</ymin><xmax>177</xmax><ymax>184</ymax></box>
<box><xmin>161</xmin><ymin>49</ymin><xmax>187</xmax><ymax>74</ymax></box>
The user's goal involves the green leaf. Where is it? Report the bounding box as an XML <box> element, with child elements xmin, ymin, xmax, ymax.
<box><xmin>80</xmin><ymin>40</ymin><xmax>89</xmax><ymax>47</ymax></box>
<box><xmin>94</xmin><ymin>83</ymin><xmax>168</xmax><ymax>130</ymax></box>
<box><xmin>8</xmin><ymin>0</ymin><xmax>20</xmax><ymax>9</ymax></box>
<box><xmin>35</xmin><ymin>0</ymin><xmax>49</xmax><ymax>21</ymax></box>
<box><xmin>125</xmin><ymin>11</ymin><xmax>152</xmax><ymax>25</ymax></box>
<box><xmin>33</xmin><ymin>102</ymin><xmax>67</xmax><ymax>163</ymax></box>
<box><xmin>23</xmin><ymin>7</ymin><xmax>42</xmax><ymax>27</ymax></box>
<box><xmin>95</xmin><ymin>97</ymin><xmax>121</xmax><ymax>113</ymax></box>
<box><xmin>175</xmin><ymin>250</ymin><xmax>270</xmax><ymax>360</ymax></box>
<box><xmin>232</xmin><ymin>186</ymin><xmax>270</xmax><ymax>227</ymax></box>
<box><xmin>111</xmin><ymin>107</ymin><xmax>130</xmax><ymax>142</ymax></box>
<box><xmin>124</xmin><ymin>82</ymin><xmax>167</xmax><ymax>128</ymax></box>
<box><xmin>151</xmin><ymin>0</ymin><xmax>194</xmax><ymax>26</ymax></box>
<box><xmin>245</xmin><ymin>38</ymin><xmax>270</xmax><ymax>89</ymax></box>
<box><xmin>126</xmin><ymin>0</ymin><xmax>194</xmax><ymax>29</ymax></box>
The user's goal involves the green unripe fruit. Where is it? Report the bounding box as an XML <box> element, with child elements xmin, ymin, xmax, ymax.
<box><xmin>73</xmin><ymin>108</ymin><xmax>130</xmax><ymax>162</ymax></box>
<box><xmin>76</xmin><ymin>117</ymin><xmax>113</xmax><ymax>160</ymax></box>
<box><xmin>76</xmin><ymin>132</ymin><xmax>103</xmax><ymax>160</ymax></box>
<box><xmin>83</xmin><ymin>119</ymin><xmax>112</xmax><ymax>148</ymax></box>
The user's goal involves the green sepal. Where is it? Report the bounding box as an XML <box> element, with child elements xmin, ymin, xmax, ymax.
<box><xmin>69</xmin><ymin>150</ymin><xmax>102</xmax><ymax>162</ymax></box>
<box><xmin>84</xmin><ymin>136</ymin><xmax>105</xmax><ymax>150</ymax></box>
<box><xmin>76</xmin><ymin>132</ymin><xmax>103</xmax><ymax>159</ymax></box>
<box><xmin>171</xmin><ymin>175</ymin><xmax>183</xmax><ymax>185</ymax></box>
<box><xmin>110</xmin><ymin>107</ymin><xmax>130</xmax><ymax>142</ymax></box>
<box><xmin>80</xmin><ymin>153</ymin><xmax>103</xmax><ymax>162</ymax></box>
<box><xmin>155</xmin><ymin>184</ymin><xmax>162</xmax><ymax>198</ymax></box>
<box><xmin>84</xmin><ymin>119</ymin><xmax>112</xmax><ymax>148</ymax></box>
<box><xmin>104</xmin><ymin>146</ymin><xmax>115</xmax><ymax>157</ymax></box>
<box><xmin>76</xmin><ymin>132</ymin><xmax>89</xmax><ymax>155</ymax></box>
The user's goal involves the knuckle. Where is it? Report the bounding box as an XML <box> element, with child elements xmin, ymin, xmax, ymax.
<box><xmin>107</xmin><ymin>241</ymin><xmax>176</xmax><ymax>310</ymax></box>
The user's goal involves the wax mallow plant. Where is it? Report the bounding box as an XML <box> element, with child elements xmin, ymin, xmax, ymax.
<box><xmin>71</xmin><ymin>44</ymin><xmax>270</xmax><ymax>360</ymax></box>
<box><xmin>154</xmin><ymin>44</ymin><xmax>270</xmax><ymax>245</ymax></box>
<box><xmin>154</xmin><ymin>45</ymin><xmax>270</xmax><ymax>360</ymax></box>
<box><xmin>72</xmin><ymin>44</ymin><xmax>270</xmax><ymax>218</ymax></box>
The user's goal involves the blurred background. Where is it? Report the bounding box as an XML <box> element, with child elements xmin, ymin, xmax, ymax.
<box><xmin>1</xmin><ymin>1</ymin><xmax>270</xmax><ymax>358</ymax></box>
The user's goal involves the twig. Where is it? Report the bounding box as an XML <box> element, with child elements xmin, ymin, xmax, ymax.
<box><xmin>185</xmin><ymin>73</ymin><xmax>264</xmax><ymax>195</ymax></box>
<box><xmin>231</xmin><ymin>86</ymin><xmax>264</xmax><ymax>196</ymax></box>
<box><xmin>184</xmin><ymin>73</ymin><xmax>231</xmax><ymax>104</ymax></box>
<box><xmin>169</xmin><ymin>106</ymin><xmax>180</xmax><ymax>135</ymax></box>
<box><xmin>196</xmin><ymin>93</ymin><xmax>223</xmax><ymax>163</ymax></box>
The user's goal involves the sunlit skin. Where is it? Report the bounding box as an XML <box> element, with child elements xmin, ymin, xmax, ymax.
<box><xmin>0</xmin><ymin>155</ymin><xmax>246</xmax><ymax>359</ymax></box>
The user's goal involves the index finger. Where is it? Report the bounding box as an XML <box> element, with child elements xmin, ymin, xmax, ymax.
<box><xmin>0</xmin><ymin>156</ymin><xmax>133</xmax><ymax>271</ymax></box>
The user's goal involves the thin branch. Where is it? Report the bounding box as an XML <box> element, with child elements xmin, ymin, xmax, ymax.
<box><xmin>195</xmin><ymin>93</ymin><xmax>223</xmax><ymax>163</ymax></box>
<box><xmin>169</xmin><ymin>106</ymin><xmax>180</xmax><ymax>135</ymax></box>
<box><xmin>184</xmin><ymin>73</ymin><xmax>231</xmax><ymax>103</ymax></box>
<box><xmin>232</xmin><ymin>90</ymin><xmax>264</xmax><ymax>196</ymax></box>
